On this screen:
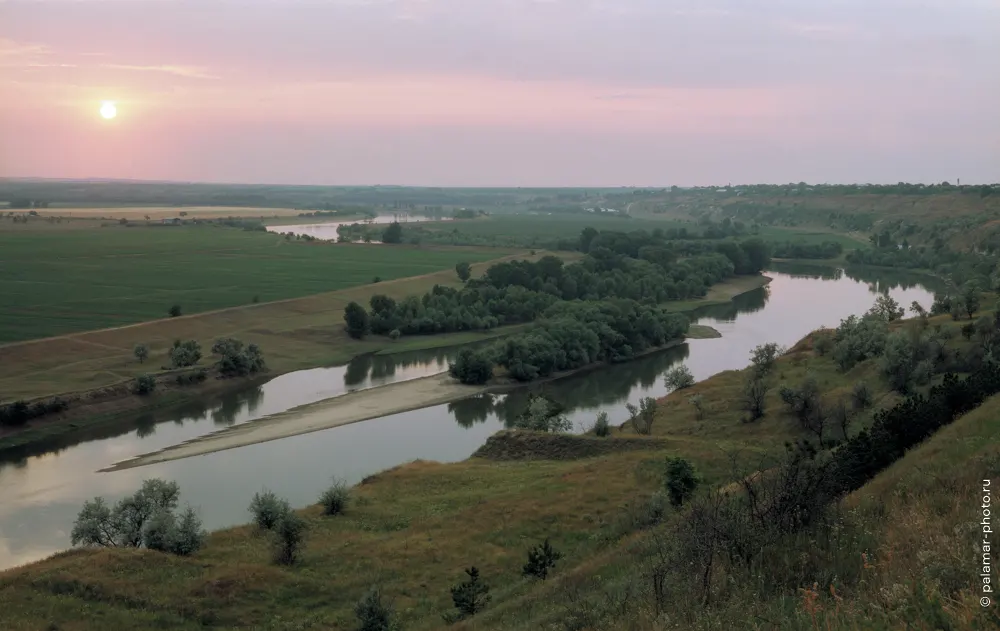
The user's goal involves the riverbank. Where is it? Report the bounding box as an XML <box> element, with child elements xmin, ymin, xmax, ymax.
<box><xmin>99</xmin><ymin>326</ymin><xmax>718</xmax><ymax>471</ymax></box>
<box><xmin>0</xmin><ymin>267</ymin><xmax>749</xmax><ymax>454</ymax></box>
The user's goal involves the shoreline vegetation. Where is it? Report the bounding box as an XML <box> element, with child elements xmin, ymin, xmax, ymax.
<box><xmin>0</xmin><ymin>268</ymin><xmax>759</xmax><ymax>454</ymax></box>
<box><xmin>99</xmin><ymin>324</ymin><xmax>718</xmax><ymax>472</ymax></box>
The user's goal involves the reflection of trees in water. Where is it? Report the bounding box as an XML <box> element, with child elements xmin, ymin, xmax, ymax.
<box><xmin>843</xmin><ymin>265</ymin><xmax>944</xmax><ymax>294</ymax></box>
<box><xmin>211</xmin><ymin>386</ymin><xmax>264</xmax><ymax>427</ymax></box>
<box><xmin>344</xmin><ymin>354</ymin><xmax>373</xmax><ymax>387</ymax></box>
<box><xmin>690</xmin><ymin>286</ymin><xmax>770</xmax><ymax>323</ymax></box>
<box><xmin>135</xmin><ymin>414</ymin><xmax>156</xmax><ymax>438</ymax></box>
<box><xmin>449</xmin><ymin>394</ymin><xmax>497</xmax><ymax>428</ymax></box>
<box><xmin>767</xmin><ymin>261</ymin><xmax>843</xmax><ymax>280</ymax></box>
<box><xmin>447</xmin><ymin>345</ymin><xmax>694</xmax><ymax>429</ymax></box>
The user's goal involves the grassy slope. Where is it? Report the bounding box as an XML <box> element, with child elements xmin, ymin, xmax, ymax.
<box><xmin>1</xmin><ymin>306</ymin><xmax>987</xmax><ymax>630</ymax></box>
<box><xmin>0</xmin><ymin>224</ymin><xmax>508</xmax><ymax>342</ymax></box>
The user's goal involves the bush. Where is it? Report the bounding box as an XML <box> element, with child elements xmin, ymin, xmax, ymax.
<box><xmin>70</xmin><ymin>479</ymin><xmax>203</xmax><ymax>555</ymax></box>
<box><xmin>455</xmin><ymin>261</ymin><xmax>472</xmax><ymax>282</ymax></box>
<box><xmin>688</xmin><ymin>394</ymin><xmax>705</xmax><ymax>420</ymax></box>
<box><xmin>592</xmin><ymin>411</ymin><xmax>611</xmax><ymax>437</ymax></box>
<box><xmin>741</xmin><ymin>376</ymin><xmax>770</xmax><ymax>422</ymax></box>
<box><xmin>813</xmin><ymin>333</ymin><xmax>833</xmax><ymax>356</ymax></box>
<box><xmin>344</xmin><ymin>301</ymin><xmax>370</xmax><ymax>339</ymax></box>
<box><xmin>272</xmin><ymin>512</ymin><xmax>307</xmax><ymax>565</ymax></box>
<box><xmin>389</xmin><ymin>329</ymin><xmax>401</xmax><ymax>340</ymax></box>
<box><xmin>355</xmin><ymin>587</ymin><xmax>399</xmax><ymax>631</ymax></box>
<box><xmin>169</xmin><ymin>339</ymin><xmax>202</xmax><ymax>368</ymax></box>
<box><xmin>663</xmin><ymin>364</ymin><xmax>695</xmax><ymax>391</ymax></box>
<box><xmin>448</xmin><ymin>348</ymin><xmax>494</xmax><ymax>385</ymax></box>
<box><xmin>168</xmin><ymin>304</ymin><xmax>182</xmax><ymax>318</ymax></box>
<box><xmin>522</xmin><ymin>538</ymin><xmax>562</xmax><ymax>580</ymax></box>
<box><xmin>319</xmin><ymin>479</ymin><xmax>350</xmax><ymax>516</ymax></box>
<box><xmin>626</xmin><ymin>397</ymin><xmax>657</xmax><ymax>435</ymax></box>
<box><xmin>0</xmin><ymin>397</ymin><xmax>69</xmax><ymax>427</ymax></box>
<box><xmin>512</xmin><ymin>395</ymin><xmax>572</xmax><ymax>432</ymax></box>
<box><xmin>665</xmin><ymin>457</ymin><xmax>699</xmax><ymax>507</ymax></box>
<box><xmin>248</xmin><ymin>489</ymin><xmax>291</xmax><ymax>531</ymax></box>
<box><xmin>851</xmin><ymin>381</ymin><xmax>873</xmax><ymax>410</ymax></box>
<box><xmin>132</xmin><ymin>374</ymin><xmax>157</xmax><ymax>395</ymax></box>
<box><xmin>445</xmin><ymin>567</ymin><xmax>491</xmax><ymax>622</ymax></box>
<box><xmin>212</xmin><ymin>338</ymin><xmax>266</xmax><ymax>377</ymax></box>
<box><xmin>750</xmin><ymin>343</ymin><xmax>781</xmax><ymax>377</ymax></box>
<box><xmin>175</xmin><ymin>369</ymin><xmax>208</xmax><ymax>386</ymax></box>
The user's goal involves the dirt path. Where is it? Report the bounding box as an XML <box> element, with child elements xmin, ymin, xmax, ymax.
<box><xmin>99</xmin><ymin>372</ymin><xmax>486</xmax><ymax>472</ymax></box>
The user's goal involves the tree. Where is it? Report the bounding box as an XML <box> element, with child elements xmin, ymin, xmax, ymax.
<box><xmin>170</xmin><ymin>340</ymin><xmax>202</xmax><ymax>368</ymax></box>
<box><xmin>344</xmin><ymin>301</ymin><xmax>370</xmax><ymax>339</ymax></box>
<box><xmin>168</xmin><ymin>304</ymin><xmax>182</xmax><ymax>318</ymax></box>
<box><xmin>132</xmin><ymin>374</ymin><xmax>157</xmax><ymax>395</ymax></box>
<box><xmin>866</xmin><ymin>294</ymin><xmax>904</xmax><ymax>322</ymax></box>
<box><xmin>626</xmin><ymin>397</ymin><xmax>657</xmax><ymax>435</ymax></box>
<box><xmin>455</xmin><ymin>261</ymin><xmax>472</xmax><ymax>282</ymax></box>
<box><xmin>910</xmin><ymin>301</ymin><xmax>927</xmax><ymax>318</ymax></box>
<box><xmin>70</xmin><ymin>479</ymin><xmax>203</xmax><ymax>556</ymax></box>
<box><xmin>381</xmin><ymin>221</ymin><xmax>403</xmax><ymax>244</ymax></box>
<box><xmin>592</xmin><ymin>411</ymin><xmax>611</xmax><ymax>437</ymax></box>
<box><xmin>750</xmin><ymin>343</ymin><xmax>781</xmax><ymax>377</ymax></box>
<box><xmin>212</xmin><ymin>338</ymin><xmax>266</xmax><ymax>377</ymax></box>
<box><xmin>133</xmin><ymin>343</ymin><xmax>149</xmax><ymax>364</ymax></box>
<box><xmin>319</xmin><ymin>478</ymin><xmax>350</xmax><ymax>516</ymax></box>
<box><xmin>446</xmin><ymin>567</ymin><xmax>491</xmax><ymax>621</ymax></box>
<box><xmin>355</xmin><ymin>587</ymin><xmax>399</xmax><ymax>631</ymax></box>
<box><xmin>512</xmin><ymin>395</ymin><xmax>571</xmax><ymax>432</ymax></box>
<box><xmin>448</xmin><ymin>348</ymin><xmax>494</xmax><ymax>385</ymax></box>
<box><xmin>248</xmin><ymin>489</ymin><xmax>291</xmax><ymax>531</ymax></box>
<box><xmin>664</xmin><ymin>364</ymin><xmax>695</xmax><ymax>391</ymax></box>
<box><xmin>962</xmin><ymin>283</ymin><xmax>981</xmax><ymax>320</ymax></box>
<box><xmin>665</xmin><ymin>457</ymin><xmax>699</xmax><ymax>507</ymax></box>
<box><xmin>272</xmin><ymin>512</ymin><xmax>307</xmax><ymax>565</ymax></box>
<box><xmin>741</xmin><ymin>376</ymin><xmax>770</xmax><ymax>422</ymax></box>
<box><xmin>522</xmin><ymin>539</ymin><xmax>562</xmax><ymax>580</ymax></box>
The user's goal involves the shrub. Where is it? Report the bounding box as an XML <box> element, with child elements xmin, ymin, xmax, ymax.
<box><xmin>592</xmin><ymin>411</ymin><xmax>611</xmax><ymax>437</ymax></box>
<box><xmin>750</xmin><ymin>342</ymin><xmax>781</xmax><ymax>377</ymax></box>
<box><xmin>70</xmin><ymin>479</ymin><xmax>203</xmax><ymax>555</ymax></box>
<box><xmin>132</xmin><ymin>374</ymin><xmax>157</xmax><ymax>395</ymax></box>
<box><xmin>212</xmin><ymin>338</ymin><xmax>266</xmax><ymax>377</ymax></box>
<box><xmin>455</xmin><ymin>261</ymin><xmax>472</xmax><ymax>282</ymax></box>
<box><xmin>663</xmin><ymin>364</ymin><xmax>695</xmax><ymax>391</ymax></box>
<box><xmin>272</xmin><ymin>512</ymin><xmax>307</xmax><ymax>566</ymax></box>
<box><xmin>813</xmin><ymin>333</ymin><xmax>833</xmax><ymax>356</ymax></box>
<box><xmin>319</xmin><ymin>479</ymin><xmax>350</xmax><ymax>516</ymax></box>
<box><xmin>344</xmin><ymin>301</ymin><xmax>370</xmax><ymax>339</ymax></box>
<box><xmin>248</xmin><ymin>489</ymin><xmax>291</xmax><ymax>531</ymax></box>
<box><xmin>355</xmin><ymin>587</ymin><xmax>399</xmax><ymax>631</ymax></box>
<box><xmin>512</xmin><ymin>395</ymin><xmax>572</xmax><ymax>432</ymax></box>
<box><xmin>626</xmin><ymin>397</ymin><xmax>657</xmax><ymax>435</ymax></box>
<box><xmin>175</xmin><ymin>369</ymin><xmax>208</xmax><ymax>386</ymax></box>
<box><xmin>688</xmin><ymin>394</ymin><xmax>705</xmax><ymax>420</ymax></box>
<box><xmin>444</xmin><ymin>567</ymin><xmax>491</xmax><ymax>622</ymax></box>
<box><xmin>168</xmin><ymin>304</ymin><xmax>182</xmax><ymax>318</ymax></box>
<box><xmin>522</xmin><ymin>538</ymin><xmax>562</xmax><ymax>580</ymax></box>
<box><xmin>664</xmin><ymin>457</ymin><xmax>699</xmax><ymax>507</ymax></box>
<box><xmin>169</xmin><ymin>339</ymin><xmax>202</xmax><ymax>368</ymax></box>
<box><xmin>448</xmin><ymin>348</ymin><xmax>494</xmax><ymax>385</ymax></box>
<box><xmin>851</xmin><ymin>381</ymin><xmax>873</xmax><ymax>410</ymax></box>
<box><xmin>389</xmin><ymin>329</ymin><xmax>401</xmax><ymax>340</ymax></box>
<box><xmin>741</xmin><ymin>376</ymin><xmax>770</xmax><ymax>422</ymax></box>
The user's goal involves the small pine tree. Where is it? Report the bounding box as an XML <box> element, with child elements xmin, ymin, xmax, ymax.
<box><xmin>664</xmin><ymin>457</ymin><xmax>699</xmax><ymax>507</ymax></box>
<box><xmin>522</xmin><ymin>538</ymin><xmax>562</xmax><ymax>580</ymax></box>
<box><xmin>355</xmin><ymin>587</ymin><xmax>399</xmax><ymax>631</ymax></box>
<box><xmin>446</xmin><ymin>567</ymin><xmax>491</xmax><ymax>622</ymax></box>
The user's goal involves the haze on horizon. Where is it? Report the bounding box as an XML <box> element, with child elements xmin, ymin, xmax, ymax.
<box><xmin>0</xmin><ymin>0</ymin><xmax>997</xmax><ymax>187</ymax></box>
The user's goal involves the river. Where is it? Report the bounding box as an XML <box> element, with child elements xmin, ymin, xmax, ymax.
<box><xmin>265</xmin><ymin>213</ymin><xmax>448</xmax><ymax>241</ymax></box>
<box><xmin>0</xmin><ymin>264</ymin><xmax>941</xmax><ymax>570</ymax></box>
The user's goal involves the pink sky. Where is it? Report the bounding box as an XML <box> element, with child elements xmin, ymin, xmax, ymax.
<box><xmin>0</xmin><ymin>0</ymin><xmax>997</xmax><ymax>186</ymax></box>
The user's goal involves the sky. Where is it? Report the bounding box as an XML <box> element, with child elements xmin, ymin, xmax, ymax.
<box><xmin>0</xmin><ymin>0</ymin><xmax>997</xmax><ymax>186</ymax></box>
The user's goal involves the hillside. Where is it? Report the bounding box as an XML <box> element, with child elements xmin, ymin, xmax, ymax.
<box><xmin>2</xmin><ymin>301</ymin><xmax>997</xmax><ymax>630</ymax></box>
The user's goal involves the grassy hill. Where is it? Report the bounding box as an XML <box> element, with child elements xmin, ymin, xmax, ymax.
<box><xmin>2</xmin><ymin>303</ymin><xmax>996</xmax><ymax>630</ymax></box>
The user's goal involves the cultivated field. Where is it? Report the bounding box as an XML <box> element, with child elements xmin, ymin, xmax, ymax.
<box><xmin>0</xmin><ymin>225</ymin><xmax>508</xmax><ymax>342</ymax></box>
<box><xmin>32</xmin><ymin>206</ymin><xmax>311</xmax><ymax>220</ymax></box>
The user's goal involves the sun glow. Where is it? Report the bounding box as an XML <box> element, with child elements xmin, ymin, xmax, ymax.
<box><xmin>99</xmin><ymin>101</ymin><xmax>117</xmax><ymax>119</ymax></box>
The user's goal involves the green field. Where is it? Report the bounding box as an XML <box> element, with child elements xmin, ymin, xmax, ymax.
<box><xmin>0</xmin><ymin>226</ymin><xmax>507</xmax><ymax>342</ymax></box>
<box><xmin>752</xmin><ymin>225</ymin><xmax>866</xmax><ymax>248</ymax></box>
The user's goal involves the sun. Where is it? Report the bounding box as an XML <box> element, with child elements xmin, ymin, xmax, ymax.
<box><xmin>99</xmin><ymin>101</ymin><xmax>117</xmax><ymax>120</ymax></box>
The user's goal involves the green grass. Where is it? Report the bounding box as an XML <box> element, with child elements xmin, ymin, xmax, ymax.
<box><xmin>753</xmin><ymin>225</ymin><xmax>867</xmax><ymax>248</ymax></box>
<box><xmin>0</xmin><ymin>225</ymin><xmax>506</xmax><ymax>342</ymax></box>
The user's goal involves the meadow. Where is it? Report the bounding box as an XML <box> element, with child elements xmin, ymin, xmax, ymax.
<box><xmin>0</xmin><ymin>224</ymin><xmax>507</xmax><ymax>343</ymax></box>
<box><xmin>1</xmin><ymin>311</ymin><xmax>994</xmax><ymax>630</ymax></box>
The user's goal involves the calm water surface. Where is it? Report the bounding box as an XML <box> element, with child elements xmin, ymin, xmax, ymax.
<box><xmin>0</xmin><ymin>265</ymin><xmax>940</xmax><ymax>569</ymax></box>
<box><xmin>265</xmin><ymin>214</ymin><xmax>447</xmax><ymax>241</ymax></box>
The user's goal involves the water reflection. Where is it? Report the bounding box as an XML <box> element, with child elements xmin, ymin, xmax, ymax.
<box><xmin>0</xmin><ymin>269</ymin><xmax>941</xmax><ymax>571</ymax></box>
